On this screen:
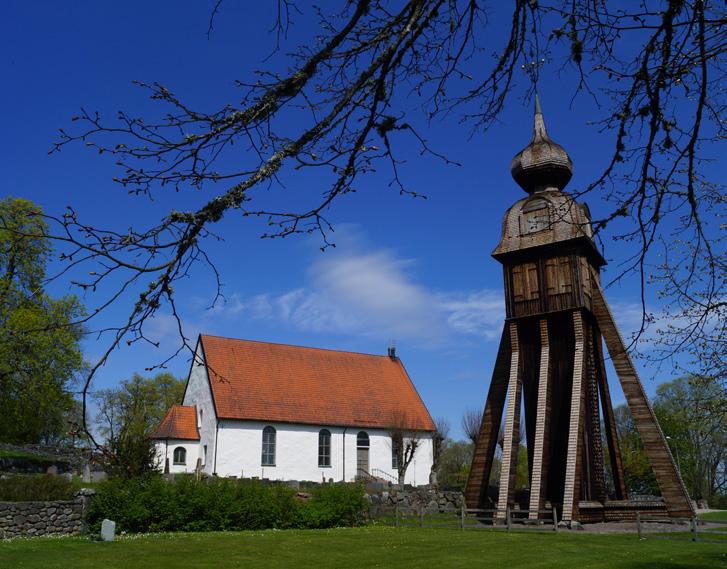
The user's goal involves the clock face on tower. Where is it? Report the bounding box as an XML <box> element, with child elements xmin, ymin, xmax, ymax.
<box><xmin>523</xmin><ymin>210</ymin><xmax>550</xmax><ymax>234</ymax></box>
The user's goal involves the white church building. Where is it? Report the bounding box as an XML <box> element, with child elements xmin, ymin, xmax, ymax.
<box><xmin>151</xmin><ymin>334</ymin><xmax>435</xmax><ymax>485</ymax></box>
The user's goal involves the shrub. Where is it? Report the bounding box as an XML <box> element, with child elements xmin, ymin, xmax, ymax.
<box><xmin>0</xmin><ymin>474</ymin><xmax>76</xmax><ymax>501</ymax></box>
<box><xmin>87</xmin><ymin>476</ymin><xmax>368</xmax><ymax>533</ymax></box>
<box><xmin>298</xmin><ymin>483</ymin><xmax>368</xmax><ymax>528</ymax></box>
<box><xmin>87</xmin><ymin>476</ymin><xmax>292</xmax><ymax>532</ymax></box>
<box><xmin>101</xmin><ymin>432</ymin><xmax>159</xmax><ymax>480</ymax></box>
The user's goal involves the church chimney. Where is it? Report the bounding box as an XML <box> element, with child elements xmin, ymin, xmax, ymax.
<box><xmin>387</xmin><ymin>340</ymin><xmax>397</xmax><ymax>359</ymax></box>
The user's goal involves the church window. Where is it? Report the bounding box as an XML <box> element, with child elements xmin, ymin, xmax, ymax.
<box><xmin>173</xmin><ymin>447</ymin><xmax>186</xmax><ymax>465</ymax></box>
<box><xmin>318</xmin><ymin>429</ymin><xmax>331</xmax><ymax>467</ymax></box>
<box><xmin>356</xmin><ymin>431</ymin><xmax>370</xmax><ymax>448</ymax></box>
<box><xmin>262</xmin><ymin>426</ymin><xmax>276</xmax><ymax>466</ymax></box>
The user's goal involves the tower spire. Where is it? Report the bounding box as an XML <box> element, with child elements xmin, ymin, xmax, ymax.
<box><xmin>510</xmin><ymin>95</ymin><xmax>573</xmax><ymax>194</ymax></box>
<box><xmin>533</xmin><ymin>93</ymin><xmax>548</xmax><ymax>141</ymax></box>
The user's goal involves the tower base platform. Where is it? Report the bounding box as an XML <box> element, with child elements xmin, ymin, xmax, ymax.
<box><xmin>577</xmin><ymin>499</ymin><xmax>669</xmax><ymax>523</ymax></box>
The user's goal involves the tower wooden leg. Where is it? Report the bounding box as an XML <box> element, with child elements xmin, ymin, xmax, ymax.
<box><xmin>592</xmin><ymin>287</ymin><xmax>694</xmax><ymax>517</ymax></box>
<box><xmin>496</xmin><ymin>322</ymin><xmax>522</xmax><ymax>520</ymax></box>
<box><xmin>464</xmin><ymin>325</ymin><xmax>512</xmax><ymax>508</ymax></box>
<box><xmin>562</xmin><ymin>311</ymin><xmax>586</xmax><ymax>523</ymax></box>
<box><xmin>528</xmin><ymin>319</ymin><xmax>550</xmax><ymax>519</ymax></box>
<box><xmin>584</xmin><ymin>322</ymin><xmax>606</xmax><ymax>502</ymax></box>
<box><xmin>595</xmin><ymin>328</ymin><xmax>627</xmax><ymax>500</ymax></box>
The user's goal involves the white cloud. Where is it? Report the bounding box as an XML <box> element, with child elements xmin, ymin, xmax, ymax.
<box><xmin>208</xmin><ymin>231</ymin><xmax>504</xmax><ymax>347</ymax></box>
<box><xmin>262</xmin><ymin>288</ymin><xmax>359</xmax><ymax>333</ymax></box>
<box><xmin>606</xmin><ymin>300</ymin><xmax>708</xmax><ymax>361</ymax></box>
<box><xmin>439</xmin><ymin>290</ymin><xmax>504</xmax><ymax>340</ymax></box>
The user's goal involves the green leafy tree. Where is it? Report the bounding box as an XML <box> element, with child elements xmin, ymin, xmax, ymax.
<box><xmin>516</xmin><ymin>444</ymin><xmax>529</xmax><ymax>491</ymax></box>
<box><xmin>0</xmin><ymin>197</ymin><xmax>85</xmax><ymax>444</ymax></box>
<box><xmin>495</xmin><ymin>423</ymin><xmax>529</xmax><ymax>490</ymax></box>
<box><xmin>94</xmin><ymin>372</ymin><xmax>186</xmax><ymax>478</ymax></box>
<box><xmin>613</xmin><ymin>377</ymin><xmax>726</xmax><ymax>502</ymax></box>
<box><xmin>613</xmin><ymin>404</ymin><xmax>659</xmax><ymax>496</ymax></box>
<box><xmin>653</xmin><ymin>376</ymin><xmax>726</xmax><ymax>502</ymax></box>
<box><xmin>43</xmin><ymin>399</ymin><xmax>91</xmax><ymax>447</ymax></box>
<box><xmin>437</xmin><ymin>439</ymin><xmax>473</xmax><ymax>490</ymax></box>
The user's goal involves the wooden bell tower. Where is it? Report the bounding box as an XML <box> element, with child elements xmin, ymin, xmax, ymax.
<box><xmin>464</xmin><ymin>97</ymin><xmax>694</xmax><ymax>524</ymax></box>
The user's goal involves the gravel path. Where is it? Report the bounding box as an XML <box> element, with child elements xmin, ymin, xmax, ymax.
<box><xmin>580</xmin><ymin>520</ymin><xmax>691</xmax><ymax>534</ymax></box>
<box><xmin>580</xmin><ymin>510</ymin><xmax>724</xmax><ymax>534</ymax></box>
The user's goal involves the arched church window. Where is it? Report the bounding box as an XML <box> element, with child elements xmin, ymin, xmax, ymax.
<box><xmin>356</xmin><ymin>431</ymin><xmax>369</xmax><ymax>448</ymax></box>
<box><xmin>173</xmin><ymin>447</ymin><xmax>186</xmax><ymax>465</ymax></box>
<box><xmin>261</xmin><ymin>426</ymin><xmax>276</xmax><ymax>466</ymax></box>
<box><xmin>318</xmin><ymin>429</ymin><xmax>331</xmax><ymax>467</ymax></box>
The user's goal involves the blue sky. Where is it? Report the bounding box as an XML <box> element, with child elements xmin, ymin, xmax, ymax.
<box><xmin>2</xmin><ymin>1</ymin><xmax>690</xmax><ymax>439</ymax></box>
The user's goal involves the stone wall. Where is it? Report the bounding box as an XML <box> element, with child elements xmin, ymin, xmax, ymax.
<box><xmin>0</xmin><ymin>443</ymin><xmax>91</xmax><ymax>475</ymax></box>
<box><xmin>368</xmin><ymin>488</ymin><xmax>464</xmax><ymax>514</ymax></box>
<box><xmin>0</xmin><ymin>490</ymin><xmax>93</xmax><ymax>538</ymax></box>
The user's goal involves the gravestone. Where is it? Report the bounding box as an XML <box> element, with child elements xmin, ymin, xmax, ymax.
<box><xmin>101</xmin><ymin>519</ymin><xmax>116</xmax><ymax>542</ymax></box>
<box><xmin>82</xmin><ymin>464</ymin><xmax>91</xmax><ymax>483</ymax></box>
<box><xmin>91</xmin><ymin>471</ymin><xmax>107</xmax><ymax>483</ymax></box>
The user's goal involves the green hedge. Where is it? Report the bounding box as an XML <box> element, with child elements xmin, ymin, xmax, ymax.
<box><xmin>0</xmin><ymin>474</ymin><xmax>76</xmax><ymax>501</ymax></box>
<box><xmin>87</xmin><ymin>476</ymin><xmax>368</xmax><ymax>533</ymax></box>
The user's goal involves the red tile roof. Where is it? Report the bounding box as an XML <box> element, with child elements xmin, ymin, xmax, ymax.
<box><xmin>150</xmin><ymin>405</ymin><xmax>200</xmax><ymax>440</ymax></box>
<box><xmin>199</xmin><ymin>335</ymin><xmax>435</xmax><ymax>431</ymax></box>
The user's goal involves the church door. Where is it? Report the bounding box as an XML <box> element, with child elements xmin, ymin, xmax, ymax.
<box><xmin>356</xmin><ymin>431</ymin><xmax>370</xmax><ymax>476</ymax></box>
<box><xmin>357</xmin><ymin>447</ymin><xmax>369</xmax><ymax>475</ymax></box>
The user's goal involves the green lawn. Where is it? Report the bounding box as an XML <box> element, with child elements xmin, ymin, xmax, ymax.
<box><xmin>699</xmin><ymin>510</ymin><xmax>727</xmax><ymax>522</ymax></box>
<box><xmin>1</xmin><ymin>527</ymin><xmax>725</xmax><ymax>569</ymax></box>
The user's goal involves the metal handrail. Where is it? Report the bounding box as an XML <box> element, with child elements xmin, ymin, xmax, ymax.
<box><xmin>356</xmin><ymin>468</ymin><xmax>375</xmax><ymax>481</ymax></box>
<box><xmin>370</xmin><ymin>468</ymin><xmax>399</xmax><ymax>484</ymax></box>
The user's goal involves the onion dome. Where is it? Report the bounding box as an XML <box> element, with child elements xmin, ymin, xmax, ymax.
<box><xmin>510</xmin><ymin>96</ymin><xmax>573</xmax><ymax>194</ymax></box>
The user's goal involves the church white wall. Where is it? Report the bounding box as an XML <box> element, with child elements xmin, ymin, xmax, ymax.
<box><xmin>214</xmin><ymin>420</ymin><xmax>433</xmax><ymax>486</ymax></box>
<box><xmin>155</xmin><ymin>439</ymin><xmax>201</xmax><ymax>474</ymax></box>
<box><xmin>182</xmin><ymin>342</ymin><xmax>217</xmax><ymax>474</ymax></box>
